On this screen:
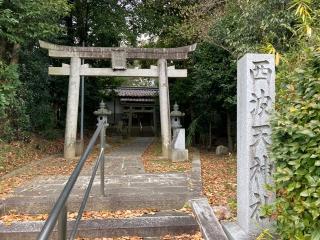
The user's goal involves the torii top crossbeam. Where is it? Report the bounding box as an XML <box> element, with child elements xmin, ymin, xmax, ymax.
<box><xmin>39</xmin><ymin>40</ymin><xmax>197</xmax><ymax>60</ymax></box>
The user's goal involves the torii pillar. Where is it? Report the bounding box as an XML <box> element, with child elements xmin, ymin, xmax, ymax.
<box><xmin>64</xmin><ymin>57</ymin><xmax>81</xmax><ymax>158</ymax></box>
<box><xmin>158</xmin><ymin>59</ymin><xmax>171</xmax><ymax>158</ymax></box>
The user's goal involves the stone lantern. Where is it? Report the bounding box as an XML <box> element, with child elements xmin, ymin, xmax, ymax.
<box><xmin>93</xmin><ymin>101</ymin><xmax>111</xmax><ymax>196</ymax></box>
<box><xmin>170</xmin><ymin>102</ymin><xmax>185</xmax><ymax>136</ymax></box>
<box><xmin>94</xmin><ymin>100</ymin><xmax>111</xmax><ymax>126</ymax></box>
<box><xmin>170</xmin><ymin>102</ymin><xmax>188</xmax><ymax>162</ymax></box>
<box><xmin>94</xmin><ymin>101</ymin><xmax>111</xmax><ymax>148</ymax></box>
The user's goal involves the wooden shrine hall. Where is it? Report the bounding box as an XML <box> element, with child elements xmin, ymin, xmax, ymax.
<box><xmin>106</xmin><ymin>87</ymin><xmax>159</xmax><ymax>137</ymax></box>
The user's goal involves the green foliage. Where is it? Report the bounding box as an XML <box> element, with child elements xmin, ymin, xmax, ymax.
<box><xmin>271</xmin><ymin>49</ymin><xmax>320</xmax><ymax>239</ymax></box>
<box><xmin>2</xmin><ymin>95</ymin><xmax>30</xmax><ymax>141</ymax></box>
<box><xmin>0</xmin><ymin>61</ymin><xmax>19</xmax><ymax>115</ymax></box>
<box><xmin>209</xmin><ymin>0</ymin><xmax>295</xmax><ymax>57</ymax></box>
<box><xmin>0</xmin><ymin>0</ymin><xmax>70</xmax><ymax>140</ymax></box>
<box><xmin>190</xmin><ymin>42</ymin><xmax>236</xmax><ymax>111</ymax></box>
<box><xmin>172</xmin><ymin>42</ymin><xmax>236</xmax><ymax>145</ymax></box>
<box><xmin>0</xmin><ymin>0</ymin><xmax>70</xmax><ymax>44</ymax></box>
<box><xmin>256</xmin><ymin>228</ymin><xmax>274</xmax><ymax>240</ymax></box>
<box><xmin>186</xmin><ymin>117</ymin><xmax>199</xmax><ymax>146</ymax></box>
<box><xmin>39</xmin><ymin>129</ymin><xmax>63</xmax><ymax>140</ymax></box>
<box><xmin>269</xmin><ymin>2</ymin><xmax>320</xmax><ymax>239</ymax></box>
<box><xmin>19</xmin><ymin>46</ymin><xmax>58</xmax><ymax>131</ymax></box>
<box><xmin>69</xmin><ymin>0</ymin><xmax>137</xmax><ymax>46</ymax></box>
<box><xmin>0</xmin><ymin>62</ymin><xmax>30</xmax><ymax>141</ymax></box>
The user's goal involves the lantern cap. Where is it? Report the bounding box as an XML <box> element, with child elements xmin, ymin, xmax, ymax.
<box><xmin>170</xmin><ymin>102</ymin><xmax>185</xmax><ymax>117</ymax></box>
<box><xmin>94</xmin><ymin>100</ymin><xmax>112</xmax><ymax>116</ymax></box>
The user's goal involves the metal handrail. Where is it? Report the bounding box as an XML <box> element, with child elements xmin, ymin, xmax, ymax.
<box><xmin>37</xmin><ymin>120</ymin><xmax>106</xmax><ymax>240</ymax></box>
<box><xmin>68</xmin><ymin>148</ymin><xmax>104</xmax><ymax>239</ymax></box>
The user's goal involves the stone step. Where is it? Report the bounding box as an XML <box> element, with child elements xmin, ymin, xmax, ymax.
<box><xmin>0</xmin><ymin>212</ymin><xmax>198</xmax><ymax>240</ymax></box>
<box><xmin>1</xmin><ymin>193</ymin><xmax>190</xmax><ymax>214</ymax></box>
<box><xmin>0</xmin><ymin>173</ymin><xmax>195</xmax><ymax>214</ymax></box>
<box><xmin>22</xmin><ymin>174</ymin><xmax>188</xmax><ymax>185</ymax></box>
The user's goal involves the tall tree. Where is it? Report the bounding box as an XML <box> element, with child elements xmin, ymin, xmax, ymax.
<box><xmin>64</xmin><ymin>0</ymin><xmax>139</xmax><ymax>47</ymax></box>
<box><xmin>55</xmin><ymin>0</ymin><xmax>143</xmax><ymax>128</ymax></box>
<box><xmin>0</xmin><ymin>0</ymin><xmax>70</xmax><ymax>64</ymax></box>
<box><xmin>133</xmin><ymin>0</ymin><xmax>197</xmax><ymax>47</ymax></box>
<box><xmin>0</xmin><ymin>0</ymin><xmax>71</xmax><ymax>140</ymax></box>
<box><xmin>135</xmin><ymin>1</ymin><xmax>237</xmax><ymax>147</ymax></box>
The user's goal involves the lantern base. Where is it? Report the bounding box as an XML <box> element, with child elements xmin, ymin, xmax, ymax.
<box><xmin>171</xmin><ymin>149</ymin><xmax>188</xmax><ymax>162</ymax></box>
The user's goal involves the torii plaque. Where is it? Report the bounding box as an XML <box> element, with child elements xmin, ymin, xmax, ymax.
<box><xmin>40</xmin><ymin>41</ymin><xmax>196</xmax><ymax>159</ymax></box>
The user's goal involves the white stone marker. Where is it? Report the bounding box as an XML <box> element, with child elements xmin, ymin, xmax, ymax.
<box><xmin>171</xmin><ymin>129</ymin><xmax>188</xmax><ymax>162</ymax></box>
<box><xmin>64</xmin><ymin>57</ymin><xmax>81</xmax><ymax>159</ymax></box>
<box><xmin>158</xmin><ymin>59</ymin><xmax>171</xmax><ymax>158</ymax></box>
<box><xmin>173</xmin><ymin>129</ymin><xmax>186</xmax><ymax>150</ymax></box>
<box><xmin>223</xmin><ymin>54</ymin><xmax>275</xmax><ymax>239</ymax></box>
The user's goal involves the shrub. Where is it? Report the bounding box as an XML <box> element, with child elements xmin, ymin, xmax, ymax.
<box><xmin>0</xmin><ymin>61</ymin><xmax>31</xmax><ymax>141</ymax></box>
<box><xmin>2</xmin><ymin>95</ymin><xmax>31</xmax><ymax>142</ymax></box>
<box><xmin>0</xmin><ymin>62</ymin><xmax>20</xmax><ymax>116</ymax></box>
<box><xmin>271</xmin><ymin>49</ymin><xmax>320</xmax><ymax>239</ymax></box>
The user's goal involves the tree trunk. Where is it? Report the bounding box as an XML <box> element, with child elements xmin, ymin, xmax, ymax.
<box><xmin>0</xmin><ymin>38</ymin><xmax>7</xmax><ymax>61</ymax></box>
<box><xmin>190</xmin><ymin>107</ymin><xmax>196</xmax><ymax>145</ymax></box>
<box><xmin>227</xmin><ymin>112</ymin><xmax>233</xmax><ymax>152</ymax></box>
<box><xmin>65</xmin><ymin>13</ymin><xmax>74</xmax><ymax>44</ymax></box>
<box><xmin>10</xmin><ymin>43</ymin><xmax>20</xmax><ymax>64</ymax></box>
<box><xmin>208</xmin><ymin>120</ymin><xmax>212</xmax><ymax>149</ymax></box>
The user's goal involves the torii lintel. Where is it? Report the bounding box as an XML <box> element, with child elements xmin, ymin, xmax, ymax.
<box><xmin>39</xmin><ymin>40</ymin><xmax>197</xmax><ymax>60</ymax></box>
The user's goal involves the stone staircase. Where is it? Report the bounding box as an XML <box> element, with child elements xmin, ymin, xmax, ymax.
<box><xmin>0</xmin><ymin>171</ymin><xmax>201</xmax><ymax>239</ymax></box>
<box><xmin>0</xmin><ymin>138</ymin><xmax>227</xmax><ymax>239</ymax></box>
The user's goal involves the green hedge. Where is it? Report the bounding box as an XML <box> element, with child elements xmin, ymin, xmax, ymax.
<box><xmin>271</xmin><ymin>50</ymin><xmax>320</xmax><ymax>239</ymax></box>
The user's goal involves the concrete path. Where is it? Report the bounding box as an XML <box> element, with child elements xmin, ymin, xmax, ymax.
<box><xmin>103</xmin><ymin>137</ymin><xmax>153</xmax><ymax>175</ymax></box>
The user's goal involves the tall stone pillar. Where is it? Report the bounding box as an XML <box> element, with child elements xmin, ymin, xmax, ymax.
<box><xmin>64</xmin><ymin>57</ymin><xmax>81</xmax><ymax>159</ymax></box>
<box><xmin>223</xmin><ymin>54</ymin><xmax>275</xmax><ymax>239</ymax></box>
<box><xmin>158</xmin><ymin>59</ymin><xmax>171</xmax><ymax>158</ymax></box>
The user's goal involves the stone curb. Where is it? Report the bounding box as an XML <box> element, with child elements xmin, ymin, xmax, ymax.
<box><xmin>190</xmin><ymin>198</ymin><xmax>228</xmax><ymax>240</ymax></box>
<box><xmin>187</xmin><ymin>149</ymin><xmax>203</xmax><ymax>198</ymax></box>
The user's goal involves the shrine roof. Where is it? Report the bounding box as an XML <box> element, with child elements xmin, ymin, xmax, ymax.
<box><xmin>39</xmin><ymin>40</ymin><xmax>196</xmax><ymax>60</ymax></box>
<box><xmin>114</xmin><ymin>87</ymin><xmax>158</xmax><ymax>98</ymax></box>
<box><xmin>120</xmin><ymin>98</ymin><xmax>155</xmax><ymax>102</ymax></box>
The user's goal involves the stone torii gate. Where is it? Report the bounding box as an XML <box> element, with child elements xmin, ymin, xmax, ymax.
<box><xmin>39</xmin><ymin>41</ymin><xmax>196</xmax><ymax>159</ymax></box>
